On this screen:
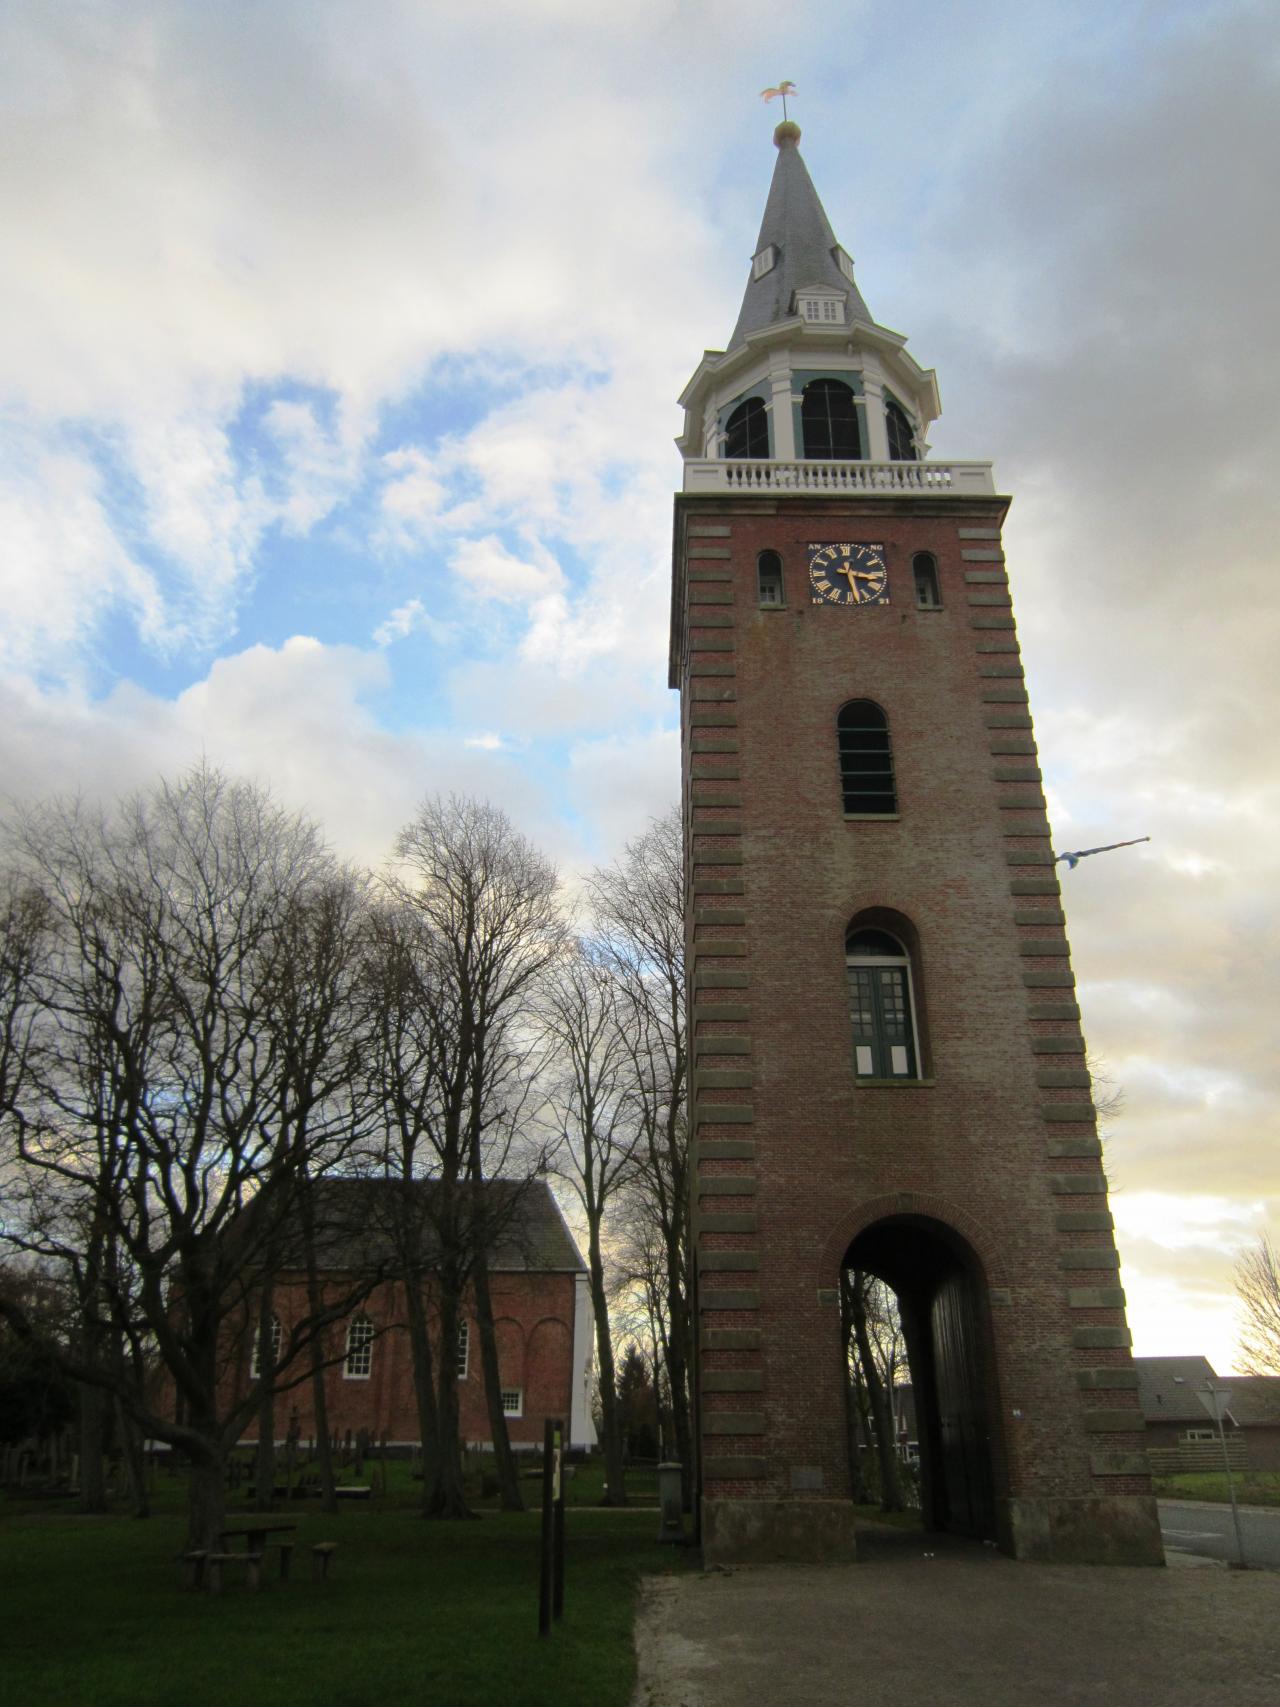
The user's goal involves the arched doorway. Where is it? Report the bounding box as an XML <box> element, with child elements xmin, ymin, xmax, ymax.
<box><xmin>842</xmin><ymin>1216</ymin><xmax>999</xmax><ymax>1540</ymax></box>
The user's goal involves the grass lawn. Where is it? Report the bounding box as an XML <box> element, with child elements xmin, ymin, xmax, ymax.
<box><xmin>1</xmin><ymin>1470</ymin><xmax>684</xmax><ymax>1707</ymax></box>
<box><xmin>1153</xmin><ymin>1470</ymin><xmax>1280</xmax><ymax>1508</ymax></box>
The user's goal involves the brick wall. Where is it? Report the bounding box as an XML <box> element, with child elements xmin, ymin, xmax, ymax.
<box><xmin>673</xmin><ymin>493</ymin><xmax>1153</xmax><ymax>1540</ymax></box>
<box><xmin>225</xmin><ymin>1269</ymin><xmax>580</xmax><ymax>1448</ymax></box>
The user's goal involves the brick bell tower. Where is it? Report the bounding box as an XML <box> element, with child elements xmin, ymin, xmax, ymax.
<box><xmin>672</xmin><ymin>122</ymin><xmax>1164</xmax><ymax>1566</ymax></box>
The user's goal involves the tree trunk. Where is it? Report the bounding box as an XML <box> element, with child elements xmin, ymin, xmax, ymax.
<box><xmin>78</xmin><ymin>1381</ymin><xmax>108</xmax><ymax>1513</ymax></box>
<box><xmin>253</xmin><ymin>1286</ymin><xmax>276</xmax><ymax>1512</ymax></box>
<box><xmin>589</xmin><ymin>1225</ymin><xmax>627</xmax><ymax>1506</ymax></box>
<box><xmin>471</xmin><ymin>1258</ymin><xmax>523</xmax><ymax>1512</ymax></box>
<box><xmin>848</xmin><ymin>1273</ymin><xmax>903</xmax><ymax>1513</ymax></box>
<box><xmin>185</xmin><ymin>1445</ymin><xmax>228</xmax><ymax>1552</ymax></box>
<box><xmin>300</xmin><ymin>1179</ymin><xmax>338</xmax><ymax>1513</ymax></box>
<box><xmin>664</xmin><ymin>1248</ymin><xmax>694</xmax><ymax>1511</ymax></box>
<box><xmin>426</xmin><ymin>1284</ymin><xmax>472</xmax><ymax>1519</ymax></box>
<box><xmin>403</xmin><ymin>1280</ymin><xmax>442</xmax><ymax>1517</ymax></box>
<box><xmin>114</xmin><ymin>1395</ymin><xmax>150</xmax><ymax>1519</ymax></box>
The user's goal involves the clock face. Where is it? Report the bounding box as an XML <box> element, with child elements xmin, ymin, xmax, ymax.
<box><xmin>808</xmin><ymin>542</ymin><xmax>889</xmax><ymax>607</ymax></box>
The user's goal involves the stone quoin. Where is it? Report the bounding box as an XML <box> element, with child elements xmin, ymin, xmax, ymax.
<box><xmin>671</xmin><ymin>122</ymin><xmax>1164</xmax><ymax>1565</ymax></box>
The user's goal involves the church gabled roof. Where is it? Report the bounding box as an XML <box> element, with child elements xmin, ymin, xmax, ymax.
<box><xmin>727</xmin><ymin>123</ymin><xmax>872</xmax><ymax>353</ymax></box>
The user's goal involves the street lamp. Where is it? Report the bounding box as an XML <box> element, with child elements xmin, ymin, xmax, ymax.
<box><xmin>1197</xmin><ymin>1383</ymin><xmax>1247</xmax><ymax>1568</ymax></box>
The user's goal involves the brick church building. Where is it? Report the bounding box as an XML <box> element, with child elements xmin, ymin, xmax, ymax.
<box><xmin>674</xmin><ymin>122</ymin><xmax>1164</xmax><ymax>1564</ymax></box>
<box><xmin>229</xmin><ymin>1180</ymin><xmax>596</xmax><ymax>1454</ymax></box>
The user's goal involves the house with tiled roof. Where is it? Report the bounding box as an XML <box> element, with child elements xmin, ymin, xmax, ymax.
<box><xmin>1133</xmin><ymin>1356</ymin><xmax>1280</xmax><ymax>1473</ymax></box>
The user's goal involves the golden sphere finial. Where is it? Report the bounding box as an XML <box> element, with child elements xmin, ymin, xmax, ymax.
<box><xmin>773</xmin><ymin>120</ymin><xmax>801</xmax><ymax>147</ymax></box>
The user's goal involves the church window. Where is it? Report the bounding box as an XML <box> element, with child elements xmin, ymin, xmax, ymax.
<box><xmin>846</xmin><ymin>927</ymin><xmax>919</xmax><ymax>1079</ymax></box>
<box><xmin>837</xmin><ymin>700</ymin><xmax>897</xmax><ymax>815</ymax></box>
<box><xmin>250</xmin><ymin>1314</ymin><xmax>282</xmax><ymax>1379</ymax></box>
<box><xmin>457</xmin><ymin>1319</ymin><xmax>470</xmax><ymax>1379</ymax></box>
<box><xmin>757</xmin><ymin>550</ymin><xmax>784</xmax><ymax>606</ymax></box>
<box><xmin>833</xmin><ymin>246</ymin><xmax>857</xmax><ymax>283</ymax></box>
<box><xmin>802</xmin><ymin>379</ymin><xmax>862</xmax><ymax>459</ymax></box>
<box><xmin>501</xmin><ymin>1388</ymin><xmax>523</xmax><ymax>1417</ymax></box>
<box><xmin>343</xmin><ymin>1316</ymin><xmax>374</xmax><ymax>1380</ymax></box>
<box><xmin>752</xmin><ymin>244</ymin><xmax>777</xmax><ymax>280</ymax></box>
<box><xmin>885</xmin><ymin>398</ymin><xmax>917</xmax><ymax>462</ymax></box>
<box><xmin>913</xmin><ymin>553</ymin><xmax>941</xmax><ymax>608</ymax></box>
<box><xmin>725</xmin><ymin>396</ymin><xmax>770</xmax><ymax>459</ymax></box>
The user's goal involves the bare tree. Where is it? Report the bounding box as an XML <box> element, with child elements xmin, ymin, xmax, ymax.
<box><xmin>542</xmin><ymin>944</ymin><xmax>640</xmax><ymax>1505</ymax></box>
<box><xmin>1236</xmin><ymin>1235</ymin><xmax>1280</xmax><ymax>1376</ymax></box>
<box><xmin>843</xmin><ymin>1270</ymin><xmax>905</xmax><ymax>1513</ymax></box>
<box><xmin>387</xmin><ymin>796</ymin><xmax>566</xmax><ymax>1518</ymax></box>
<box><xmin>0</xmin><ymin>767</ymin><xmax>378</xmax><ymax>1549</ymax></box>
<box><xmin>586</xmin><ymin>809</ymin><xmax>692</xmax><ymax>1502</ymax></box>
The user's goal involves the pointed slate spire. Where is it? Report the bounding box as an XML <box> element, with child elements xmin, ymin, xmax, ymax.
<box><xmin>727</xmin><ymin>123</ymin><xmax>872</xmax><ymax>353</ymax></box>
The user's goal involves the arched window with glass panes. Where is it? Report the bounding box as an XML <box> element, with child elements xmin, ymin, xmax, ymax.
<box><xmin>837</xmin><ymin>700</ymin><xmax>897</xmax><ymax>815</ymax></box>
<box><xmin>724</xmin><ymin>395</ymin><xmax>769</xmax><ymax>459</ymax></box>
<box><xmin>913</xmin><ymin>552</ymin><xmax>941</xmax><ymax>608</ymax></box>
<box><xmin>250</xmin><ymin>1314</ymin><xmax>282</xmax><ymax>1378</ymax></box>
<box><xmin>801</xmin><ymin>378</ymin><xmax>861</xmax><ymax>459</ymax></box>
<box><xmin>343</xmin><ymin>1315</ymin><xmax>374</xmax><ymax>1380</ymax></box>
<box><xmin>757</xmin><ymin>550</ymin><xmax>784</xmax><ymax>606</ymax></box>
<box><xmin>885</xmin><ymin>396</ymin><xmax>917</xmax><ymax>462</ymax></box>
<box><xmin>846</xmin><ymin>925</ymin><xmax>920</xmax><ymax>1079</ymax></box>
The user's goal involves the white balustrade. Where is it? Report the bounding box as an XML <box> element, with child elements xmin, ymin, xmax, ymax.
<box><xmin>683</xmin><ymin>458</ymin><xmax>996</xmax><ymax>496</ymax></box>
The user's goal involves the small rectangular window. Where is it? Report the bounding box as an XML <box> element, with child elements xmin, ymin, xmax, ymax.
<box><xmin>457</xmin><ymin>1320</ymin><xmax>470</xmax><ymax>1379</ymax></box>
<box><xmin>752</xmin><ymin>244</ymin><xmax>777</xmax><ymax>280</ymax></box>
<box><xmin>501</xmin><ymin>1389</ymin><xmax>523</xmax><ymax>1417</ymax></box>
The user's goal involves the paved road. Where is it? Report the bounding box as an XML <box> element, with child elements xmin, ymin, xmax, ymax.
<box><xmin>633</xmin><ymin>1532</ymin><xmax>1280</xmax><ymax>1707</ymax></box>
<box><xmin>1159</xmin><ymin>1497</ymin><xmax>1280</xmax><ymax>1568</ymax></box>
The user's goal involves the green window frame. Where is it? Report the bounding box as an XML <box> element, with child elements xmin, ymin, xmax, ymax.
<box><xmin>847</xmin><ymin>929</ymin><xmax>919</xmax><ymax>1079</ymax></box>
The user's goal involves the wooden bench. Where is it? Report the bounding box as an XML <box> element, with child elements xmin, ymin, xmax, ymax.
<box><xmin>205</xmin><ymin>1550</ymin><xmax>264</xmax><ymax>1594</ymax></box>
<box><xmin>311</xmin><ymin>1542</ymin><xmax>338</xmax><ymax>1582</ymax></box>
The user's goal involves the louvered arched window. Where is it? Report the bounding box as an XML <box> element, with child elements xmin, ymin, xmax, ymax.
<box><xmin>837</xmin><ymin>701</ymin><xmax>897</xmax><ymax>815</ymax></box>
<box><xmin>725</xmin><ymin>396</ymin><xmax>770</xmax><ymax>459</ymax></box>
<box><xmin>801</xmin><ymin>379</ymin><xmax>861</xmax><ymax>459</ymax></box>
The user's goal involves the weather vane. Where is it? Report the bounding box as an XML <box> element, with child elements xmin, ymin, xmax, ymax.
<box><xmin>760</xmin><ymin>80</ymin><xmax>797</xmax><ymax>121</ymax></box>
<box><xmin>1055</xmin><ymin>836</ymin><xmax>1150</xmax><ymax>871</ymax></box>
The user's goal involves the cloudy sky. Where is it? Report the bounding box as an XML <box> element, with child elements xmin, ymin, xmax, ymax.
<box><xmin>2</xmin><ymin>0</ymin><xmax>1275</xmax><ymax>1371</ymax></box>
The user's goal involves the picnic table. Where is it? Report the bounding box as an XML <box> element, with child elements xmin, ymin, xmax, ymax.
<box><xmin>184</xmin><ymin>1521</ymin><xmax>338</xmax><ymax>1592</ymax></box>
<box><xmin>218</xmin><ymin>1521</ymin><xmax>298</xmax><ymax>1579</ymax></box>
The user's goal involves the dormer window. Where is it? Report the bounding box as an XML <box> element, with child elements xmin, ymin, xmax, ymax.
<box><xmin>752</xmin><ymin>244</ymin><xmax>778</xmax><ymax>280</ymax></box>
<box><xmin>833</xmin><ymin>246</ymin><xmax>856</xmax><ymax>283</ymax></box>
<box><xmin>797</xmin><ymin>292</ymin><xmax>845</xmax><ymax>326</ymax></box>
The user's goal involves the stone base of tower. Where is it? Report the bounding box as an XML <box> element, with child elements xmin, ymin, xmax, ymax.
<box><xmin>700</xmin><ymin>1495</ymin><xmax>1164</xmax><ymax>1567</ymax></box>
<box><xmin>1002</xmin><ymin>1494</ymin><xmax>1165</xmax><ymax>1565</ymax></box>
<box><xmin>701</xmin><ymin>1498</ymin><xmax>859</xmax><ymax>1565</ymax></box>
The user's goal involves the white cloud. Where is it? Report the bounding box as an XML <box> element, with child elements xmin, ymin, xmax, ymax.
<box><xmin>372</xmin><ymin>596</ymin><xmax>452</xmax><ymax>648</ymax></box>
<box><xmin>449</xmin><ymin>535</ymin><xmax>562</xmax><ymax>605</ymax></box>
